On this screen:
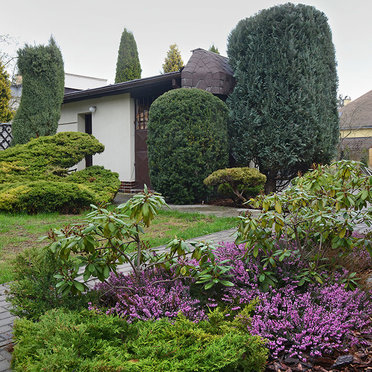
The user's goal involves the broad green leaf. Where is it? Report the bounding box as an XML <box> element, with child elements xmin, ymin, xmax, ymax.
<box><xmin>220</xmin><ymin>280</ymin><xmax>234</xmax><ymax>287</ymax></box>
<box><xmin>204</xmin><ymin>282</ymin><xmax>214</xmax><ymax>290</ymax></box>
<box><xmin>74</xmin><ymin>281</ymin><xmax>85</xmax><ymax>292</ymax></box>
<box><xmin>275</xmin><ymin>201</ymin><xmax>282</xmax><ymax>214</ymax></box>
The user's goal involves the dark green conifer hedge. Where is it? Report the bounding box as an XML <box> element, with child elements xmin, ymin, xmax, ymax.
<box><xmin>147</xmin><ymin>88</ymin><xmax>229</xmax><ymax>204</ymax></box>
<box><xmin>11</xmin><ymin>37</ymin><xmax>65</xmax><ymax>145</ymax></box>
<box><xmin>227</xmin><ymin>3</ymin><xmax>339</xmax><ymax>192</ymax></box>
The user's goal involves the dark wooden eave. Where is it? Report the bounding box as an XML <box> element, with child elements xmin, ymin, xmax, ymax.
<box><xmin>63</xmin><ymin>71</ymin><xmax>182</xmax><ymax>103</ymax></box>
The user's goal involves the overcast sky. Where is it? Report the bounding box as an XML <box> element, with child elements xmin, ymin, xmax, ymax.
<box><xmin>1</xmin><ymin>0</ymin><xmax>371</xmax><ymax>100</ymax></box>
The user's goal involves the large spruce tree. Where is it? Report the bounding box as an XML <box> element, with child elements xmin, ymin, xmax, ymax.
<box><xmin>162</xmin><ymin>44</ymin><xmax>184</xmax><ymax>73</ymax></box>
<box><xmin>115</xmin><ymin>29</ymin><xmax>141</xmax><ymax>83</ymax></box>
<box><xmin>11</xmin><ymin>37</ymin><xmax>64</xmax><ymax>145</ymax></box>
<box><xmin>227</xmin><ymin>4</ymin><xmax>339</xmax><ymax>192</ymax></box>
<box><xmin>0</xmin><ymin>60</ymin><xmax>14</xmax><ymax>123</ymax></box>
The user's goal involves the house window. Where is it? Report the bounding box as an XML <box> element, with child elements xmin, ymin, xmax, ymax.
<box><xmin>135</xmin><ymin>97</ymin><xmax>153</xmax><ymax>130</ymax></box>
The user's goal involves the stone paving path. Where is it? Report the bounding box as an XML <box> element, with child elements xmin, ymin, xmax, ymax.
<box><xmin>0</xmin><ymin>285</ymin><xmax>13</xmax><ymax>372</ymax></box>
<box><xmin>0</xmin><ymin>228</ymin><xmax>237</xmax><ymax>371</ymax></box>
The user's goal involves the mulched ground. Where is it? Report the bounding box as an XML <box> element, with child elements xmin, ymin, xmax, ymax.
<box><xmin>265</xmin><ymin>345</ymin><xmax>372</xmax><ymax>371</ymax></box>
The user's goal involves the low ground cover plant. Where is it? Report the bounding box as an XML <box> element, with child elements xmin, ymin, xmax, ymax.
<box><xmin>12</xmin><ymin>307</ymin><xmax>268</xmax><ymax>372</ymax></box>
<box><xmin>0</xmin><ymin>132</ymin><xmax>120</xmax><ymax>213</ymax></box>
<box><xmin>93</xmin><ymin>241</ymin><xmax>371</xmax><ymax>364</ymax></box>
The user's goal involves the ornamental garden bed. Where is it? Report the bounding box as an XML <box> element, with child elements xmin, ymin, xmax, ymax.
<box><xmin>5</xmin><ymin>161</ymin><xmax>372</xmax><ymax>371</ymax></box>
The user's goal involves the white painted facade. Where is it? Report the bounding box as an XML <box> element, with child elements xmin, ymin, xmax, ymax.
<box><xmin>64</xmin><ymin>73</ymin><xmax>108</xmax><ymax>90</ymax></box>
<box><xmin>58</xmin><ymin>93</ymin><xmax>135</xmax><ymax>182</ymax></box>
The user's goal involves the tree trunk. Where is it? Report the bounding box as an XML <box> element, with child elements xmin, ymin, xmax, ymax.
<box><xmin>264</xmin><ymin>175</ymin><xmax>276</xmax><ymax>194</ymax></box>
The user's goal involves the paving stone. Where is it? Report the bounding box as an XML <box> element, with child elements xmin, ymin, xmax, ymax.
<box><xmin>0</xmin><ymin>349</ymin><xmax>11</xmax><ymax>362</ymax></box>
<box><xmin>0</xmin><ymin>359</ymin><xmax>10</xmax><ymax>372</ymax></box>
<box><xmin>0</xmin><ymin>319</ymin><xmax>13</xmax><ymax>329</ymax></box>
<box><xmin>0</xmin><ymin>340</ymin><xmax>12</xmax><ymax>349</ymax></box>
<box><xmin>0</xmin><ymin>326</ymin><xmax>11</xmax><ymax>335</ymax></box>
<box><xmin>0</xmin><ymin>314</ymin><xmax>13</xmax><ymax>322</ymax></box>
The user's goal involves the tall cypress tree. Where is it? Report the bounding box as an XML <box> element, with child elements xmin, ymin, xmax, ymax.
<box><xmin>162</xmin><ymin>44</ymin><xmax>184</xmax><ymax>73</ymax></box>
<box><xmin>0</xmin><ymin>60</ymin><xmax>14</xmax><ymax>123</ymax></box>
<box><xmin>115</xmin><ymin>29</ymin><xmax>141</xmax><ymax>83</ymax></box>
<box><xmin>227</xmin><ymin>3</ymin><xmax>339</xmax><ymax>193</ymax></box>
<box><xmin>11</xmin><ymin>37</ymin><xmax>64</xmax><ymax>145</ymax></box>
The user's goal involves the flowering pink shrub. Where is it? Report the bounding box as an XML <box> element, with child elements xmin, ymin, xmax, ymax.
<box><xmin>95</xmin><ymin>269</ymin><xmax>206</xmax><ymax>323</ymax></box>
<box><xmin>95</xmin><ymin>242</ymin><xmax>372</xmax><ymax>361</ymax></box>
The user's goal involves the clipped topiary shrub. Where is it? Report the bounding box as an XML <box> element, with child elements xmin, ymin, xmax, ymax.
<box><xmin>147</xmin><ymin>88</ymin><xmax>229</xmax><ymax>204</ymax></box>
<box><xmin>0</xmin><ymin>132</ymin><xmax>120</xmax><ymax>213</ymax></box>
<box><xmin>0</xmin><ymin>181</ymin><xmax>96</xmax><ymax>213</ymax></box>
<box><xmin>204</xmin><ymin>167</ymin><xmax>266</xmax><ymax>203</ymax></box>
<box><xmin>12</xmin><ymin>308</ymin><xmax>268</xmax><ymax>371</ymax></box>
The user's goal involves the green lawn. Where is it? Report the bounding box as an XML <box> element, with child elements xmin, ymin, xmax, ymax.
<box><xmin>0</xmin><ymin>208</ymin><xmax>238</xmax><ymax>284</ymax></box>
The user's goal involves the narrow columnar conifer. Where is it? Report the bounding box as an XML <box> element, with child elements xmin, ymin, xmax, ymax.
<box><xmin>115</xmin><ymin>29</ymin><xmax>141</xmax><ymax>83</ymax></box>
<box><xmin>227</xmin><ymin>3</ymin><xmax>339</xmax><ymax>193</ymax></box>
<box><xmin>0</xmin><ymin>60</ymin><xmax>14</xmax><ymax>123</ymax></box>
<box><xmin>162</xmin><ymin>44</ymin><xmax>184</xmax><ymax>73</ymax></box>
<box><xmin>11</xmin><ymin>37</ymin><xmax>64</xmax><ymax>145</ymax></box>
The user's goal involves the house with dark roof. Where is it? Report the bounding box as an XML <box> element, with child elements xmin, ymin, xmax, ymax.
<box><xmin>58</xmin><ymin>48</ymin><xmax>235</xmax><ymax>191</ymax></box>
<box><xmin>339</xmin><ymin>90</ymin><xmax>372</xmax><ymax>166</ymax></box>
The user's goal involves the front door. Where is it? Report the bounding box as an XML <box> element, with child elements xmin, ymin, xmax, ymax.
<box><xmin>135</xmin><ymin>98</ymin><xmax>152</xmax><ymax>189</ymax></box>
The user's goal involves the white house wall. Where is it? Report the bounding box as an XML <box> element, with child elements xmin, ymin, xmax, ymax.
<box><xmin>58</xmin><ymin>93</ymin><xmax>135</xmax><ymax>182</ymax></box>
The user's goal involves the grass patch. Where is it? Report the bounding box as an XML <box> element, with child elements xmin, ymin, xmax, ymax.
<box><xmin>0</xmin><ymin>208</ymin><xmax>238</xmax><ymax>284</ymax></box>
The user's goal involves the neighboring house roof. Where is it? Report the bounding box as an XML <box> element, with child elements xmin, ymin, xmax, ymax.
<box><xmin>339</xmin><ymin>90</ymin><xmax>372</xmax><ymax>130</ymax></box>
<box><xmin>63</xmin><ymin>72</ymin><xmax>181</xmax><ymax>103</ymax></box>
<box><xmin>64</xmin><ymin>73</ymin><xmax>108</xmax><ymax>90</ymax></box>
<box><xmin>181</xmin><ymin>48</ymin><xmax>235</xmax><ymax>96</ymax></box>
<box><xmin>63</xmin><ymin>48</ymin><xmax>235</xmax><ymax>104</ymax></box>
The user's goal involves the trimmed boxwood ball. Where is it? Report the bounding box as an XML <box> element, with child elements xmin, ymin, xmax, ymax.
<box><xmin>147</xmin><ymin>88</ymin><xmax>229</xmax><ymax>204</ymax></box>
<box><xmin>204</xmin><ymin>167</ymin><xmax>266</xmax><ymax>203</ymax></box>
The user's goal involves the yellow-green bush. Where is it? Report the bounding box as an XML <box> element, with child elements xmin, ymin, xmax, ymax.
<box><xmin>204</xmin><ymin>167</ymin><xmax>266</xmax><ymax>203</ymax></box>
<box><xmin>12</xmin><ymin>308</ymin><xmax>268</xmax><ymax>371</ymax></box>
<box><xmin>0</xmin><ymin>132</ymin><xmax>120</xmax><ymax>213</ymax></box>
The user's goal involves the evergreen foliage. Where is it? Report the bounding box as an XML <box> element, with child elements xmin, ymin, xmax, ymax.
<box><xmin>148</xmin><ymin>88</ymin><xmax>229</xmax><ymax>204</ymax></box>
<box><xmin>0</xmin><ymin>132</ymin><xmax>120</xmax><ymax>213</ymax></box>
<box><xmin>208</xmin><ymin>44</ymin><xmax>220</xmax><ymax>54</ymax></box>
<box><xmin>115</xmin><ymin>28</ymin><xmax>141</xmax><ymax>83</ymax></box>
<box><xmin>162</xmin><ymin>44</ymin><xmax>184</xmax><ymax>73</ymax></box>
<box><xmin>227</xmin><ymin>3</ymin><xmax>339</xmax><ymax>192</ymax></box>
<box><xmin>11</xmin><ymin>37</ymin><xmax>65</xmax><ymax>145</ymax></box>
<box><xmin>12</xmin><ymin>308</ymin><xmax>268</xmax><ymax>371</ymax></box>
<box><xmin>8</xmin><ymin>247</ymin><xmax>96</xmax><ymax>321</ymax></box>
<box><xmin>204</xmin><ymin>167</ymin><xmax>266</xmax><ymax>203</ymax></box>
<box><xmin>0</xmin><ymin>60</ymin><xmax>14</xmax><ymax>122</ymax></box>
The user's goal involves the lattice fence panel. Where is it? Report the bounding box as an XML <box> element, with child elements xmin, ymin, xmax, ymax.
<box><xmin>0</xmin><ymin>124</ymin><xmax>12</xmax><ymax>150</ymax></box>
